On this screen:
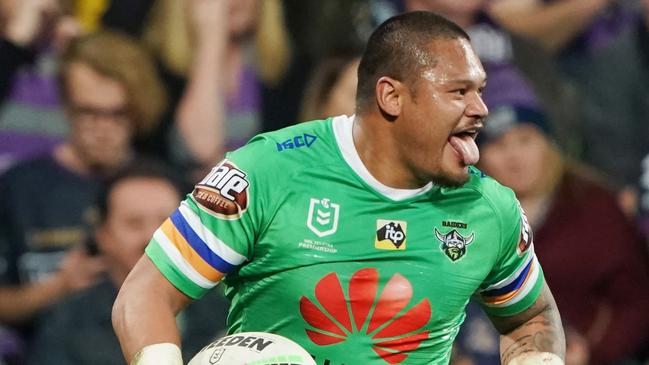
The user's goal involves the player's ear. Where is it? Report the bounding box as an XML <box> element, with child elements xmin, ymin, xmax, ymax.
<box><xmin>375</xmin><ymin>76</ymin><xmax>403</xmax><ymax>118</ymax></box>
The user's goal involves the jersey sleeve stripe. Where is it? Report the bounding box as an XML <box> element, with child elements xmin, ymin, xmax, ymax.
<box><xmin>159</xmin><ymin>219</ymin><xmax>224</xmax><ymax>281</ymax></box>
<box><xmin>170</xmin><ymin>208</ymin><xmax>239</xmax><ymax>273</ymax></box>
<box><xmin>481</xmin><ymin>254</ymin><xmax>533</xmax><ymax>297</ymax></box>
<box><xmin>180</xmin><ymin>201</ymin><xmax>247</xmax><ymax>265</ymax></box>
<box><xmin>480</xmin><ymin>248</ymin><xmax>534</xmax><ymax>292</ymax></box>
<box><xmin>145</xmin><ymin>240</ymin><xmax>206</xmax><ymax>299</ymax></box>
<box><xmin>153</xmin><ymin>229</ymin><xmax>216</xmax><ymax>289</ymax></box>
<box><xmin>480</xmin><ymin>255</ymin><xmax>540</xmax><ymax>307</ymax></box>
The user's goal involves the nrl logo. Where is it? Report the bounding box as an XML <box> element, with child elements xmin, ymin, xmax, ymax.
<box><xmin>307</xmin><ymin>198</ymin><xmax>340</xmax><ymax>237</ymax></box>
<box><xmin>209</xmin><ymin>347</ymin><xmax>225</xmax><ymax>363</ymax></box>
<box><xmin>434</xmin><ymin>228</ymin><xmax>474</xmax><ymax>262</ymax></box>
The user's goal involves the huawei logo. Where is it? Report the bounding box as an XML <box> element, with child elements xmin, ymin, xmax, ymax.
<box><xmin>299</xmin><ymin>268</ymin><xmax>431</xmax><ymax>364</ymax></box>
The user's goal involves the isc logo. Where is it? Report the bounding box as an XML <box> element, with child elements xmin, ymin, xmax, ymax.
<box><xmin>276</xmin><ymin>133</ymin><xmax>317</xmax><ymax>151</ymax></box>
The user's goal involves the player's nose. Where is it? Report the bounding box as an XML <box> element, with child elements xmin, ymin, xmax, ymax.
<box><xmin>466</xmin><ymin>92</ymin><xmax>488</xmax><ymax>119</ymax></box>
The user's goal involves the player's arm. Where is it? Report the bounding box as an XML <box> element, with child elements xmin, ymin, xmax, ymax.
<box><xmin>112</xmin><ymin>255</ymin><xmax>224</xmax><ymax>364</ymax></box>
<box><xmin>489</xmin><ymin>281</ymin><xmax>565</xmax><ymax>365</ymax></box>
<box><xmin>113</xmin><ymin>150</ymin><xmax>263</xmax><ymax>363</ymax></box>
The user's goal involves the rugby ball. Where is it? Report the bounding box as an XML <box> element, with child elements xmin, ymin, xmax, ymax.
<box><xmin>188</xmin><ymin>332</ymin><xmax>316</xmax><ymax>365</ymax></box>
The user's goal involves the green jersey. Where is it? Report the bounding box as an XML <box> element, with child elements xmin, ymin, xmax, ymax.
<box><xmin>146</xmin><ymin>115</ymin><xmax>543</xmax><ymax>365</ymax></box>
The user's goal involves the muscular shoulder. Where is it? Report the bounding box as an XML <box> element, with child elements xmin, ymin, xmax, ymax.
<box><xmin>461</xmin><ymin>166</ymin><xmax>520</xmax><ymax>225</ymax></box>
<box><xmin>226</xmin><ymin>118</ymin><xmax>339</xmax><ymax>180</ymax></box>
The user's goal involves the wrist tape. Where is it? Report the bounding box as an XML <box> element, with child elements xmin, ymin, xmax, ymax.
<box><xmin>507</xmin><ymin>352</ymin><xmax>564</xmax><ymax>365</ymax></box>
<box><xmin>131</xmin><ymin>343</ymin><xmax>183</xmax><ymax>365</ymax></box>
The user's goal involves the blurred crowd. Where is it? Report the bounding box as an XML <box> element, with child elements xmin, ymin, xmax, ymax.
<box><xmin>0</xmin><ymin>0</ymin><xmax>648</xmax><ymax>364</ymax></box>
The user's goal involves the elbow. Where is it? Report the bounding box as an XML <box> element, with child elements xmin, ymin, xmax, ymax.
<box><xmin>112</xmin><ymin>286</ymin><xmax>129</xmax><ymax>339</ymax></box>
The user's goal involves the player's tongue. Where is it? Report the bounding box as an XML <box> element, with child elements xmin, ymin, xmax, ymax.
<box><xmin>449</xmin><ymin>134</ymin><xmax>479</xmax><ymax>165</ymax></box>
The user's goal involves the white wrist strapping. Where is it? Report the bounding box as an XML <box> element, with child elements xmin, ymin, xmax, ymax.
<box><xmin>507</xmin><ymin>352</ymin><xmax>564</xmax><ymax>365</ymax></box>
<box><xmin>131</xmin><ymin>343</ymin><xmax>183</xmax><ymax>365</ymax></box>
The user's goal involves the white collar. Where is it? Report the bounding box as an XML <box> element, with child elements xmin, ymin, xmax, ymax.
<box><xmin>332</xmin><ymin>114</ymin><xmax>433</xmax><ymax>201</ymax></box>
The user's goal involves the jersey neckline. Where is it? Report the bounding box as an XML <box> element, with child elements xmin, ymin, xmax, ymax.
<box><xmin>331</xmin><ymin>114</ymin><xmax>434</xmax><ymax>202</ymax></box>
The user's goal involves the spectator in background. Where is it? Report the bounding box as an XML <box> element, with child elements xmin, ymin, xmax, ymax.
<box><xmin>641</xmin><ymin>152</ymin><xmax>649</xmax><ymax>240</ymax></box>
<box><xmin>472</xmin><ymin>97</ymin><xmax>649</xmax><ymax>364</ymax></box>
<box><xmin>0</xmin><ymin>0</ymin><xmax>59</xmax><ymax>99</ymax></box>
<box><xmin>579</xmin><ymin>0</ymin><xmax>649</xmax><ymax>217</ymax></box>
<box><xmin>0</xmin><ymin>0</ymin><xmax>82</xmax><ymax>173</ymax></box>
<box><xmin>299</xmin><ymin>53</ymin><xmax>360</xmax><ymax>121</ymax></box>
<box><xmin>279</xmin><ymin>0</ymin><xmax>384</xmax><ymax>131</ymax></box>
<box><xmin>0</xmin><ymin>30</ymin><xmax>165</xmax><ymax>350</ymax></box>
<box><xmin>25</xmin><ymin>161</ymin><xmax>229</xmax><ymax>365</ymax></box>
<box><xmin>2</xmin><ymin>0</ymin><xmax>293</xmax><ymax>175</ymax></box>
<box><xmin>488</xmin><ymin>0</ymin><xmax>640</xmax><ymax>82</ymax></box>
<box><xmin>135</xmin><ymin>0</ymin><xmax>291</xmax><ymax>171</ymax></box>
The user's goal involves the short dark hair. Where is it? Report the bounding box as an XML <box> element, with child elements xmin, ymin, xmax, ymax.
<box><xmin>97</xmin><ymin>158</ymin><xmax>185</xmax><ymax>223</ymax></box>
<box><xmin>356</xmin><ymin>11</ymin><xmax>470</xmax><ymax>112</ymax></box>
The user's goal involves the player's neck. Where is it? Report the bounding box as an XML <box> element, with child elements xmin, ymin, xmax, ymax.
<box><xmin>353</xmin><ymin>114</ymin><xmax>430</xmax><ymax>189</ymax></box>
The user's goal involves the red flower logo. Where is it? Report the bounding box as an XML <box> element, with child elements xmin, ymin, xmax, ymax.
<box><xmin>299</xmin><ymin>268</ymin><xmax>431</xmax><ymax>364</ymax></box>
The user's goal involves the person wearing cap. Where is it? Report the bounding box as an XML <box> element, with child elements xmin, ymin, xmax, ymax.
<box><xmin>475</xmin><ymin>102</ymin><xmax>649</xmax><ymax>365</ymax></box>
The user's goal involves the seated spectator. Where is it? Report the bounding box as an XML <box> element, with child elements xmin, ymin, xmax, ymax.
<box><xmin>579</xmin><ymin>0</ymin><xmax>649</xmax><ymax>216</ymax></box>
<box><xmin>299</xmin><ymin>53</ymin><xmax>360</xmax><ymax>121</ymax></box>
<box><xmin>141</xmin><ymin>0</ymin><xmax>291</xmax><ymax>169</ymax></box>
<box><xmin>0</xmin><ymin>0</ymin><xmax>82</xmax><ymax>173</ymax></box>
<box><xmin>25</xmin><ymin>160</ymin><xmax>228</xmax><ymax>365</ymax></box>
<box><xmin>471</xmin><ymin>99</ymin><xmax>649</xmax><ymax>365</ymax></box>
<box><xmin>0</xmin><ymin>30</ymin><xmax>165</xmax><ymax>348</ymax></box>
<box><xmin>488</xmin><ymin>0</ymin><xmax>639</xmax><ymax>78</ymax></box>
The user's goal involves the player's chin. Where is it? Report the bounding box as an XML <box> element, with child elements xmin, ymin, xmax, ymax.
<box><xmin>431</xmin><ymin>150</ymin><xmax>471</xmax><ymax>187</ymax></box>
<box><xmin>432</xmin><ymin>165</ymin><xmax>470</xmax><ymax>188</ymax></box>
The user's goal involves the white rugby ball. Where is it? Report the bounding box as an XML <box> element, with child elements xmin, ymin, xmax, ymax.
<box><xmin>188</xmin><ymin>332</ymin><xmax>316</xmax><ymax>365</ymax></box>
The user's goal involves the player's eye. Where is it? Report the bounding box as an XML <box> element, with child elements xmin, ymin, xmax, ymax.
<box><xmin>451</xmin><ymin>88</ymin><xmax>467</xmax><ymax>96</ymax></box>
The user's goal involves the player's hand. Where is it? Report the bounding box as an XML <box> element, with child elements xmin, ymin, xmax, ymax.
<box><xmin>4</xmin><ymin>0</ymin><xmax>60</xmax><ymax>47</ymax></box>
<box><xmin>56</xmin><ymin>248</ymin><xmax>106</xmax><ymax>293</ymax></box>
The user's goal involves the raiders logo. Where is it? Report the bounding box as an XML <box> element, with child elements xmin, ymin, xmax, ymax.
<box><xmin>192</xmin><ymin>160</ymin><xmax>249</xmax><ymax>219</ymax></box>
<box><xmin>435</xmin><ymin>228</ymin><xmax>474</xmax><ymax>262</ymax></box>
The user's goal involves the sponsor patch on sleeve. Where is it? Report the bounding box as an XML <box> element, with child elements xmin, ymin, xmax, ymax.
<box><xmin>516</xmin><ymin>202</ymin><xmax>533</xmax><ymax>256</ymax></box>
<box><xmin>192</xmin><ymin>159</ymin><xmax>249</xmax><ymax>219</ymax></box>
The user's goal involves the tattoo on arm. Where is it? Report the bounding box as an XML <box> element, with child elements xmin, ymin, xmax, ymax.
<box><xmin>493</xmin><ymin>283</ymin><xmax>566</xmax><ymax>364</ymax></box>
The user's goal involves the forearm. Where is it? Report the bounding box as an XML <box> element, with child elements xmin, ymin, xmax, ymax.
<box><xmin>112</xmin><ymin>256</ymin><xmax>190</xmax><ymax>363</ymax></box>
<box><xmin>489</xmin><ymin>0</ymin><xmax>610</xmax><ymax>52</ymax></box>
<box><xmin>490</xmin><ymin>283</ymin><xmax>566</xmax><ymax>365</ymax></box>
<box><xmin>499</xmin><ymin>304</ymin><xmax>566</xmax><ymax>364</ymax></box>
<box><xmin>112</xmin><ymin>288</ymin><xmax>182</xmax><ymax>362</ymax></box>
